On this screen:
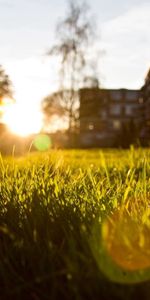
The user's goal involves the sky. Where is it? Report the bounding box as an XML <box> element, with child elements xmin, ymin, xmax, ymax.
<box><xmin>0</xmin><ymin>0</ymin><xmax>150</xmax><ymax>123</ymax></box>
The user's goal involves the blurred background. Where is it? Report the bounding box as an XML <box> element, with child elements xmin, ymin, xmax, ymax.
<box><xmin>0</xmin><ymin>0</ymin><xmax>150</xmax><ymax>153</ymax></box>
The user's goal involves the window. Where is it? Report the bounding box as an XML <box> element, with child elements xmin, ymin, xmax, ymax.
<box><xmin>125</xmin><ymin>105</ymin><xmax>133</xmax><ymax>116</ymax></box>
<box><xmin>110</xmin><ymin>91</ymin><xmax>122</xmax><ymax>101</ymax></box>
<box><xmin>88</xmin><ymin>122</ymin><xmax>94</xmax><ymax>130</ymax></box>
<box><xmin>126</xmin><ymin>91</ymin><xmax>138</xmax><ymax>100</ymax></box>
<box><xmin>113</xmin><ymin>120</ymin><xmax>121</xmax><ymax>129</ymax></box>
<box><xmin>99</xmin><ymin>110</ymin><xmax>107</xmax><ymax>118</ymax></box>
<box><xmin>102</xmin><ymin>97</ymin><xmax>108</xmax><ymax>104</ymax></box>
<box><xmin>138</xmin><ymin>97</ymin><xmax>143</xmax><ymax>104</ymax></box>
<box><xmin>110</xmin><ymin>104</ymin><xmax>121</xmax><ymax>115</ymax></box>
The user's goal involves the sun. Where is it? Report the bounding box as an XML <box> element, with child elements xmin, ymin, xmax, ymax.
<box><xmin>3</xmin><ymin>103</ymin><xmax>42</xmax><ymax>136</ymax></box>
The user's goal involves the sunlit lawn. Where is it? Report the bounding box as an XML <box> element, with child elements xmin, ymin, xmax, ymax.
<box><xmin>0</xmin><ymin>148</ymin><xmax>150</xmax><ymax>299</ymax></box>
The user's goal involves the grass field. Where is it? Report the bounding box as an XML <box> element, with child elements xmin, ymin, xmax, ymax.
<box><xmin>0</xmin><ymin>148</ymin><xmax>150</xmax><ymax>299</ymax></box>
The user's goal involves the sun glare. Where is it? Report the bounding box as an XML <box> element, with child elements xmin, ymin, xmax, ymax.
<box><xmin>3</xmin><ymin>103</ymin><xmax>42</xmax><ymax>136</ymax></box>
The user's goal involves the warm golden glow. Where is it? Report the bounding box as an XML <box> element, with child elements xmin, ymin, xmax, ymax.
<box><xmin>102</xmin><ymin>210</ymin><xmax>150</xmax><ymax>271</ymax></box>
<box><xmin>46</xmin><ymin>115</ymin><xmax>68</xmax><ymax>133</ymax></box>
<box><xmin>0</xmin><ymin>97</ymin><xmax>14</xmax><ymax>114</ymax></box>
<box><xmin>3</xmin><ymin>103</ymin><xmax>42</xmax><ymax>136</ymax></box>
<box><xmin>1</xmin><ymin>97</ymin><xmax>67</xmax><ymax>136</ymax></box>
<box><xmin>1</xmin><ymin>97</ymin><xmax>15</xmax><ymax>106</ymax></box>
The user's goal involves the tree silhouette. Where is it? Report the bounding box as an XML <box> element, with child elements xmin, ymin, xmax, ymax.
<box><xmin>47</xmin><ymin>0</ymin><xmax>97</xmax><ymax>132</ymax></box>
<box><xmin>0</xmin><ymin>65</ymin><xmax>13</xmax><ymax>102</ymax></box>
<box><xmin>42</xmin><ymin>91</ymin><xmax>65</xmax><ymax>131</ymax></box>
<box><xmin>0</xmin><ymin>65</ymin><xmax>13</xmax><ymax>135</ymax></box>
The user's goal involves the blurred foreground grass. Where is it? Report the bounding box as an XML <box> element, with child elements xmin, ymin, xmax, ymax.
<box><xmin>0</xmin><ymin>148</ymin><xmax>150</xmax><ymax>299</ymax></box>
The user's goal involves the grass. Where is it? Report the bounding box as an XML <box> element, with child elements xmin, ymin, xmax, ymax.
<box><xmin>0</xmin><ymin>148</ymin><xmax>150</xmax><ymax>299</ymax></box>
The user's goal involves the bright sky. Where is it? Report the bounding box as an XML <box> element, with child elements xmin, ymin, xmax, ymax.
<box><xmin>0</xmin><ymin>0</ymin><xmax>150</xmax><ymax>133</ymax></box>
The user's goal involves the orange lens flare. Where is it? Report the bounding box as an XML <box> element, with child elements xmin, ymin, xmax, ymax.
<box><xmin>102</xmin><ymin>210</ymin><xmax>150</xmax><ymax>271</ymax></box>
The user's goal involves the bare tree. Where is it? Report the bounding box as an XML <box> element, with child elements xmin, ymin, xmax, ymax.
<box><xmin>47</xmin><ymin>0</ymin><xmax>97</xmax><ymax>132</ymax></box>
<box><xmin>0</xmin><ymin>65</ymin><xmax>13</xmax><ymax>102</ymax></box>
<box><xmin>42</xmin><ymin>91</ymin><xmax>65</xmax><ymax>130</ymax></box>
<box><xmin>0</xmin><ymin>65</ymin><xmax>13</xmax><ymax>134</ymax></box>
<box><xmin>42</xmin><ymin>88</ymin><xmax>79</xmax><ymax>132</ymax></box>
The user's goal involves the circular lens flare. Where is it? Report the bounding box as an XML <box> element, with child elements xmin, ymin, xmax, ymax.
<box><xmin>90</xmin><ymin>209</ymin><xmax>150</xmax><ymax>284</ymax></box>
<box><xmin>33</xmin><ymin>134</ymin><xmax>52</xmax><ymax>151</ymax></box>
<box><xmin>102</xmin><ymin>210</ymin><xmax>150</xmax><ymax>271</ymax></box>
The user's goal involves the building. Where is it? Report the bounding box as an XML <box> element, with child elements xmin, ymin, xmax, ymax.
<box><xmin>139</xmin><ymin>69</ymin><xmax>150</xmax><ymax>145</ymax></box>
<box><xmin>79</xmin><ymin>87</ymin><xmax>142</xmax><ymax>147</ymax></box>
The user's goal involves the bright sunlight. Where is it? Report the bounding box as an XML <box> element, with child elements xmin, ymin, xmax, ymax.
<box><xmin>3</xmin><ymin>102</ymin><xmax>43</xmax><ymax>136</ymax></box>
<box><xmin>1</xmin><ymin>97</ymin><xmax>67</xmax><ymax>136</ymax></box>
